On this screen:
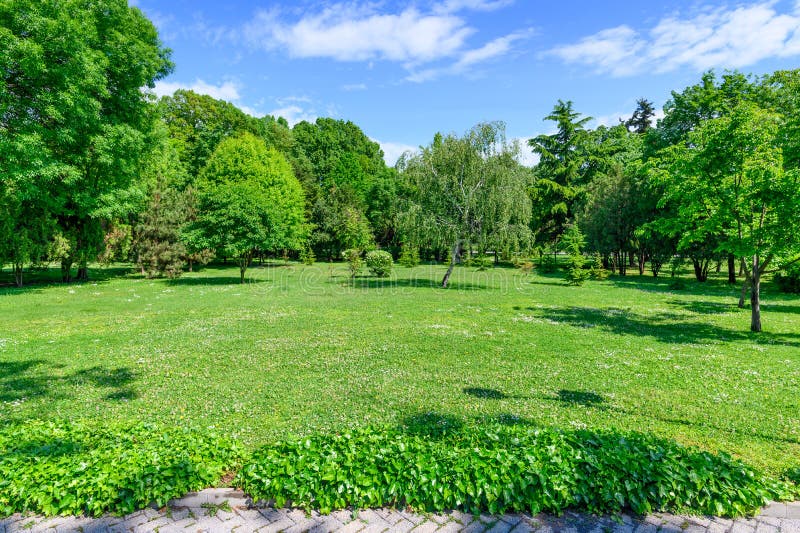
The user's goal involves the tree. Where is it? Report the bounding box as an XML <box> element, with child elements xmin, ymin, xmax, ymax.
<box><xmin>624</xmin><ymin>98</ymin><xmax>656</xmax><ymax>134</ymax></box>
<box><xmin>529</xmin><ymin>101</ymin><xmax>592</xmax><ymax>248</ymax></box>
<box><xmin>661</xmin><ymin>103</ymin><xmax>800</xmax><ymax>331</ymax></box>
<box><xmin>400</xmin><ymin>122</ymin><xmax>532</xmax><ymax>288</ymax></box>
<box><xmin>0</xmin><ymin>0</ymin><xmax>174</xmax><ymax>281</ymax></box>
<box><xmin>188</xmin><ymin>133</ymin><xmax>308</xmax><ymax>283</ymax></box>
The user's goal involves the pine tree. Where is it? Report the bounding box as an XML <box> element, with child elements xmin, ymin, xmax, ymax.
<box><xmin>134</xmin><ymin>181</ymin><xmax>188</xmax><ymax>279</ymax></box>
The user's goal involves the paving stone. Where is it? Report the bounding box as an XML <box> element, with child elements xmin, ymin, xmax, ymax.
<box><xmin>779</xmin><ymin>520</ymin><xmax>800</xmax><ymax>533</ymax></box>
<box><xmin>508</xmin><ymin>521</ymin><xmax>536</xmax><ymax>533</ymax></box>
<box><xmin>398</xmin><ymin>512</ymin><xmax>425</xmax><ymax>526</ymax></box>
<box><xmin>449</xmin><ymin>512</ymin><xmax>475</xmax><ymax>527</ymax></box>
<box><xmin>437</xmin><ymin>522</ymin><xmax>463</xmax><ymax>533</ymax></box>
<box><xmin>387</xmin><ymin>519</ymin><xmax>417</xmax><ymax>533</ymax></box>
<box><xmin>729</xmin><ymin>522</ymin><xmax>756</xmax><ymax>533</ymax></box>
<box><xmin>633</xmin><ymin>523</ymin><xmax>658</xmax><ymax>533</ymax></box>
<box><xmin>761</xmin><ymin>505</ymin><xmax>787</xmax><ymax>519</ymax></box>
<box><xmin>409</xmin><ymin>522</ymin><xmax>440</xmax><ymax>533</ymax></box>
<box><xmin>461</xmin><ymin>521</ymin><xmax>488</xmax><ymax>533</ymax></box>
<box><xmin>788</xmin><ymin>505</ymin><xmax>800</xmax><ymax>520</ymax></box>
<box><xmin>500</xmin><ymin>516</ymin><xmax>521</xmax><ymax>527</ymax></box>
<box><xmin>486</xmin><ymin>520</ymin><xmax>514</xmax><ymax>533</ymax></box>
<box><xmin>307</xmin><ymin>515</ymin><xmax>345</xmax><ymax>533</ymax></box>
<box><xmin>335</xmin><ymin>520</ymin><xmax>367</xmax><ymax>533</ymax></box>
<box><xmin>430</xmin><ymin>514</ymin><xmax>450</xmax><ymax>525</ymax></box>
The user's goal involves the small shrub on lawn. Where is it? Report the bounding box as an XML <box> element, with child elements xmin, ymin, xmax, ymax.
<box><xmin>0</xmin><ymin>420</ymin><xmax>241</xmax><ymax>517</ymax></box>
<box><xmin>398</xmin><ymin>245</ymin><xmax>420</xmax><ymax>267</ymax></box>
<box><xmin>342</xmin><ymin>249</ymin><xmax>363</xmax><ymax>278</ymax></box>
<box><xmin>365</xmin><ymin>250</ymin><xmax>393</xmax><ymax>277</ymax></box>
<box><xmin>236</xmin><ymin>424</ymin><xmax>789</xmax><ymax>518</ymax></box>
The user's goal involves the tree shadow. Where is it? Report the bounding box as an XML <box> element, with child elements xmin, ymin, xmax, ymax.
<box><xmin>0</xmin><ymin>362</ymin><xmax>138</xmax><ymax>404</ymax></box>
<box><xmin>165</xmin><ymin>277</ymin><xmax>268</xmax><ymax>286</ymax></box>
<box><xmin>521</xmin><ymin>305</ymin><xmax>800</xmax><ymax>346</ymax></box>
<box><xmin>0</xmin><ymin>266</ymin><xmax>133</xmax><ymax>294</ymax></box>
<box><xmin>463</xmin><ymin>387</ymin><xmax>509</xmax><ymax>400</ymax></box>
<box><xmin>556</xmin><ymin>390</ymin><xmax>606</xmax><ymax>408</ymax></box>
<box><xmin>667</xmin><ymin>299</ymin><xmax>740</xmax><ymax>315</ymax></box>
<box><xmin>348</xmin><ymin>278</ymin><xmax>492</xmax><ymax>291</ymax></box>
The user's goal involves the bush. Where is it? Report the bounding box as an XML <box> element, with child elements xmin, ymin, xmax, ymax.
<box><xmin>590</xmin><ymin>252</ymin><xmax>609</xmax><ymax>280</ymax></box>
<box><xmin>365</xmin><ymin>250</ymin><xmax>393</xmax><ymax>277</ymax></box>
<box><xmin>342</xmin><ymin>249</ymin><xmax>363</xmax><ymax>278</ymax></box>
<box><xmin>398</xmin><ymin>245</ymin><xmax>420</xmax><ymax>268</ymax></box>
<box><xmin>236</xmin><ymin>423</ymin><xmax>789</xmax><ymax>517</ymax></box>
<box><xmin>300</xmin><ymin>246</ymin><xmax>316</xmax><ymax>266</ymax></box>
<box><xmin>0</xmin><ymin>420</ymin><xmax>241</xmax><ymax>517</ymax></box>
<box><xmin>775</xmin><ymin>263</ymin><xmax>800</xmax><ymax>293</ymax></box>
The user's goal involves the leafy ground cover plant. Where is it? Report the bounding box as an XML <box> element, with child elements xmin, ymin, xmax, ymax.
<box><xmin>237</xmin><ymin>423</ymin><xmax>793</xmax><ymax>518</ymax></box>
<box><xmin>0</xmin><ymin>420</ymin><xmax>241</xmax><ymax>517</ymax></box>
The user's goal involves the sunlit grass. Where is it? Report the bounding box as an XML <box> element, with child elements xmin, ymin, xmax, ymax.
<box><xmin>1</xmin><ymin>261</ymin><xmax>798</xmax><ymax>475</ymax></box>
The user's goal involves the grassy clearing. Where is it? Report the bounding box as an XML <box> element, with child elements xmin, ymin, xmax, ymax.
<box><xmin>1</xmin><ymin>262</ymin><xmax>798</xmax><ymax>475</ymax></box>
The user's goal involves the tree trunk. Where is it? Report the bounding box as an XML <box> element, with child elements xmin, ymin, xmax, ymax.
<box><xmin>616</xmin><ymin>251</ymin><xmax>626</xmax><ymax>276</ymax></box>
<box><xmin>692</xmin><ymin>258</ymin><xmax>708</xmax><ymax>282</ymax></box>
<box><xmin>738</xmin><ymin>278</ymin><xmax>751</xmax><ymax>308</ymax></box>
<box><xmin>441</xmin><ymin>240</ymin><xmax>462</xmax><ymax>288</ymax></box>
<box><xmin>629</xmin><ymin>251</ymin><xmax>635</xmax><ymax>267</ymax></box>
<box><xmin>727</xmin><ymin>254</ymin><xmax>736</xmax><ymax>284</ymax></box>
<box><xmin>637</xmin><ymin>252</ymin><xmax>645</xmax><ymax>276</ymax></box>
<box><xmin>750</xmin><ymin>255</ymin><xmax>761</xmax><ymax>332</ymax></box>
<box><xmin>188</xmin><ymin>259</ymin><xmax>193</xmax><ymax>273</ymax></box>
<box><xmin>61</xmin><ymin>259</ymin><xmax>73</xmax><ymax>282</ymax></box>
<box><xmin>13</xmin><ymin>262</ymin><xmax>23</xmax><ymax>287</ymax></box>
<box><xmin>76</xmin><ymin>256</ymin><xmax>89</xmax><ymax>282</ymax></box>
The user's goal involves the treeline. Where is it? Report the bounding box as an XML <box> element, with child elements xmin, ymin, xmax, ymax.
<box><xmin>2</xmin><ymin>1</ymin><xmax>800</xmax><ymax>332</ymax></box>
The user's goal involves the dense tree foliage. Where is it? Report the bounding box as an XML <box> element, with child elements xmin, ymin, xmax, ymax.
<box><xmin>0</xmin><ymin>0</ymin><xmax>173</xmax><ymax>282</ymax></box>
<box><xmin>187</xmin><ymin>134</ymin><xmax>308</xmax><ymax>283</ymax></box>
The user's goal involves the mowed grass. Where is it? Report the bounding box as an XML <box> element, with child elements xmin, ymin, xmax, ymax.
<box><xmin>1</xmin><ymin>262</ymin><xmax>799</xmax><ymax>475</ymax></box>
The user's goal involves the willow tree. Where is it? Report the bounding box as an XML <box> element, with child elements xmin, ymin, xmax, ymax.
<box><xmin>399</xmin><ymin>122</ymin><xmax>532</xmax><ymax>288</ymax></box>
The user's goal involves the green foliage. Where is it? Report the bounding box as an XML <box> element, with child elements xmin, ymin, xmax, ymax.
<box><xmin>365</xmin><ymin>250</ymin><xmax>393</xmax><ymax>277</ymax></box>
<box><xmin>0</xmin><ymin>420</ymin><xmax>241</xmax><ymax>517</ymax></box>
<box><xmin>300</xmin><ymin>246</ymin><xmax>316</xmax><ymax>266</ymax></box>
<box><xmin>774</xmin><ymin>263</ymin><xmax>800</xmax><ymax>293</ymax></box>
<box><xmin>0</xmin><ymin>0</ymin><xmax>174</xmax><ymax>281</ymax></box>
<box><xmin>398</xmin><ymin>244</ymin><xmax>421</xmax><ymax>268</ymax></box>
<box><xmin>590</xmin><ymin>253</ymin><xmax>609</xmax><ymax>280</ymax></box>
<box><xmin>400</xmin><ymin>122</ymin><xmax>532</xmax><ymax>287</ymax></box>
<box><xmin>342</xmin><ymin>249</ymin><xmax>363</xmax><ymax>278</ymax></box>
<box><xmin>190</xmin><ymin>133</ymin><xmax>308</xmax><ymax>282</ymax></box>
<box><xmin>562</xmin><ymin>225</ymin><xmax>590</xmax><ymax>286</ymax></box>
<box><xmin>237</xmin><ymin>424</ymin><xmax>787</xmax><ymax>517</ymax></box>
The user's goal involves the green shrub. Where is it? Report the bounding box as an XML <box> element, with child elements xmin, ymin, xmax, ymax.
<box><xmin>236</xmin><ymin>424</ymin><xmax>788</xmax><ymax>517</ymax></box>
<box><xmin>0</xmin><ymin>420</ymin><xmax>241</xmax><ymax>517</ymax></box>
<box><xmin>365</xmin><ymin>250</ymin><xmax>393</xmax><ymax>277</ymax></box>
<box><xmin>398</xmin><ymin>245</ymin><xmax>420</xmax><ymax>268</ymax></box>
<box><xmin>300</xmin><ymin>246</ymin><xmax>316</xmax><ymax>265</ymax></box>
<box><xmin>590</xmin><ymin>253</ymin><xmax>609</xmax><ymax>280</ymax></box>
<box><xmin>342</xmin><ymin>249</ymin><xmax>363</xmax><ymax>278</ymax></box>
<box><xmin>775</xmin><ymin>263</ymin><xmax>800</xmax><ymax>293</ymax></box>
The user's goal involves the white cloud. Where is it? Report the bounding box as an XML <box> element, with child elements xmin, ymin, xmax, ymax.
<box><xmin>342</xmin><ymin>83</ymin><xmax>368</xmax><ymax>91</ymax></box>
<box><xmin>374</xmin><ymin>140</ymin><xmax>418</xmax><ymax>166</ymax></box>
<box><xmin>245</xmin><ymin>5</ymin><xmax>472</xmax><ymax>63</ymax></box>
<box><xmin>406</xmin><ymin>30</ymin><xmax>530</xmax><ymax>82</ymax></box>
<box><xmin>152</xmin><ymin>79</ymin><xmax>241</xmax><ymax>102</ymax></box>
<box><xmin>242</xmin><ymin>2</ymin><xmax>525</xmax><ymax>82</ymax></box>
<box><xmin>432</xmin><ymin>0</ymin><xmax>514</xmax><ymax>14</ymax></box>
<box><xmin>549</xmin><ymin>2</ymin><xmax>800</xmax><ymax>76</ymax></box>
<box><xmin>268</xmin><ymin>96</ymin><xmax>326</xmax><ymax>126</ymax></box>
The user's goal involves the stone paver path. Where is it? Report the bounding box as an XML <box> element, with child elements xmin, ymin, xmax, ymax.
<box><xmin>2</xmin><ymin>489</ymin><xmax>798</xmax><ymax>533</ymax></box>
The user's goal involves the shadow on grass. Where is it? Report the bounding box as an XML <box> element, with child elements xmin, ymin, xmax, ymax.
<box><xmin>0</xmin><ymin>362</ymin><xmax>138</xmax><ymax>404</ymax></box>
<box><xmin>348</xmin><ymin>277</ymin><xmax>493</xmax><ymax>291</ymax></box>
<box><xmin>0</xmin><ymin>266</ymin><xmax>134</xmax><ymax>294</ymax></box>
<box><xmin>521</xmin><ymin>305</ymin><xmax>800</xmax><ymax>346</ymax></box>
<box><xmin>165</xmin><ymin>276</ymin><xmax>268</xmax><ymax>286</ymax></box>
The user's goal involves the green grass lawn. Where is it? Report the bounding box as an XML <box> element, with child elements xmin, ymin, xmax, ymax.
<box><xmin>1</xmin><ymin>262</ymin><xmax>798</xmax><ymax>475</ymax></box>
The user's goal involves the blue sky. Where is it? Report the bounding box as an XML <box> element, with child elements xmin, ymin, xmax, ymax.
<box><xmin>136</xmin><ymin>0</ymin><xmax>800</xmax><ymax>165</ymax></box>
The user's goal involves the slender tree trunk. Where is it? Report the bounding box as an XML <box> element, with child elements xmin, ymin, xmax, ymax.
<box><xmin>629</xmin><ymin>251</ymin><xmax>635</xmax><ymax>267</ymax></box>
<box><xmin>637</xmin><ymin>252</ymin><xmax>645</xmax><ymax>276</ymax></box>
<box><xmin>441</xmin><ymin>240</ymin><xmax>462</xmax><ymax>288</ymax></box>
<box><xmin>239</xmin><ymin>252</ymin><xmax>252</xmax><ymax>284</ymax></box>
<box><xmin>61</xmin><ymin>259</ymin><xmax>72</xmax><ymax>283</ymax></box>
<box><xmin>76</xmin><ymin>256</ymin><xmax>89</xmax><ymax>282</ymax></box>
<box><xmin>188</xmin><ymin>259</ymin><xmax>193</xmax><ymax>273</ymax></box>
<box><xmin>738</xmin><ymin>278</ymin><xmax>751</xmax><ymax>308</ymax></box>
<box><xmin>750</xmin><ymin>255</ymin><xmax>761</xmax><ymax>332</ymax></box>
<box><xmin>692</xmin><ymin>259</ymin><xmax>708</xmax><ymax>282</ymax></box>
<box><xmin>727</xmin><ymin>254</ymin><xmax>736</xmax><ymax>284</ymax></box>
<box><xmin>13</xmin><ymin>262</ymin><xmax>23</xmax><ymax>287</ymax></box>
